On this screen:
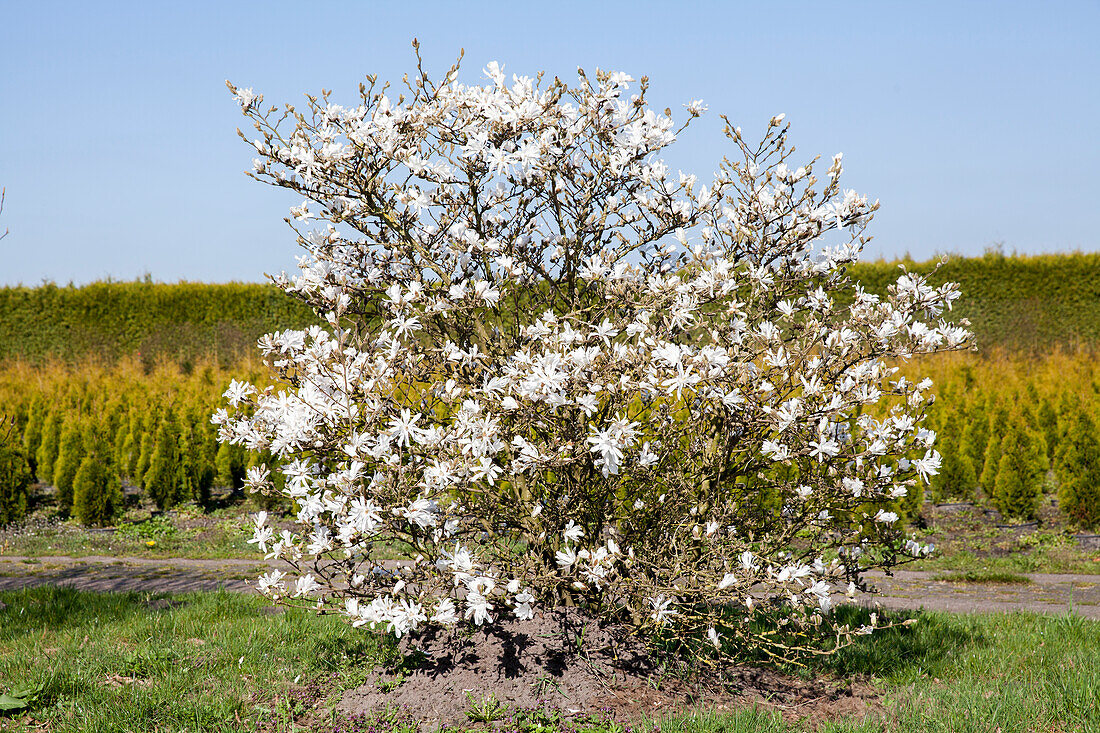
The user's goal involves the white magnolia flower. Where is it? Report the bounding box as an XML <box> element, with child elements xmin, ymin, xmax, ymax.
<box><xmin>465</xmin><ymin>593</ymin><xmax>493</xmax><ymax>626</ymax></box>
<box><xmin>740</xmin><ymin>551</ymin><xmax>758</xmax><ymax>572</ymax></box>
<box><xmin>555</xmin><ymin>548</ymin><xmax>577</xmax><ymax>568</ymax></box>
<box><xmin>292</xmin><ymin>574</ymin><xmax>321</xmax><ymax>598</ymax></box>
<box><xmin>513</xmin><ymin>591</ymin><xmax>536</xmax><ymax>620</ymax></box>
<box><xmin>650</xmin><ymin>595</ymin><xmax>678</xmax><ymax>625</ymax></box>
<box><xmin>432</xmin><ymin>598</ymin><xmax>458</xmax><ymax>626</ymax></box>
<box><xmin>257</xmin><ymin>569</ymin><xmax>286</xmax><ymax>595</ymax></box>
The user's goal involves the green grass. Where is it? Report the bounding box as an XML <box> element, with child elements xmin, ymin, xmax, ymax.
<box><xmin>0</xmin><ymin>503</ymin><xmax>259</xmax><ymax>560</ymax></box>
<box><xmin>911</xmin><ymin>546</ymin><xmax>1100</xmax><ymax>576</ymax></box>
<box><xmin>809</xmin><ymin>607</ymin><xmax>1099</xmax><ymax>732</ymax></box>
<box><xmin>1</xmin><ymin>588</ymin><xmax>1098</xmax><ymax>732</ymax></box>
<box><xmin>0</xmin><ymin>587</ymin><xmax>396</xmax><ymax>732</ymax></box>
<box><xmin>931</xmin><ymin>570</ymin><xmax>1033</xmax><ymax>584</ymax></box>
<box><xmin>0</xmin><ymin>521</ymin><xmax>255</xmax><ymax>560</ymax></box>
<box><xmin>0</xmin><ymin>506</ymin><xmax>413</xmax><ymax>563</ymax></box>
<box><xmin>906</xmin><ymin>520</ymin><xmax>1100</xmax><ymax>576</ymax></box>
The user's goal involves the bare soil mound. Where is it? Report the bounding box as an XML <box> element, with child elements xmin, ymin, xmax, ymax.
<box><xmin>336</xmin><ymin>609</ymin><xmax>880</xmax><ymax>729</ymax></box>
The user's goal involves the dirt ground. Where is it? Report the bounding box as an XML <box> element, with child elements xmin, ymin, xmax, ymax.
<box><xmin>335</xmin><ymin>609</ymin><xmax>881</xmax><ymax>728</ymax></box>
<box><xmin>913</xmin><ymin>499</ymin><xmax>1100</xmax><ymax>572</ymax></box>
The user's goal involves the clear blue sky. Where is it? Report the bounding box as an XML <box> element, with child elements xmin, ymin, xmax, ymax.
<box><xmin>1</xmin><ymin>1</ymin><xmax>1097</xmax><ymax>286</ymax></box>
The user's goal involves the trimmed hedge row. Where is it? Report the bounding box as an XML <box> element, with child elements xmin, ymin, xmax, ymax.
<box><xmin>850</xmin><ymin>250</ymin><xmax>1100</xmax><ymax>352</ymax></box>
<box><xmin>3</xmin><ymin>251</ymin><xmax>1100</xmax><ymax>364</ymax></box>
<box><xmin>0</xmin><ymin>280</ymin><xmax>316</xmax><ymax>365</ymax></box>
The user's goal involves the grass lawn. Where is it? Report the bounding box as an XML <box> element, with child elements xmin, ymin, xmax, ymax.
<box><xmin>5</xmin><ymin>513</ymin><xmax>1099</xmax><ymax>583</ymax></box>
<box><xmin>1</xmin><ymin>587</ymin><xmax>1097</xmax><ymax>732</ymax></box>
<box><xmin>910</xmin><ymin>547</ymin><xmax>1100</xmax><ymax>576</ymax></box>
<box><xmin>0</xmin><ymin>501</ymin><xmax>408</xmax><ymax>564</ymax></box>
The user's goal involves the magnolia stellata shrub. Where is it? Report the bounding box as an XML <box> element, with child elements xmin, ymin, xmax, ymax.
<box><xmin>217</xmin><ymin>51</ymin><xmax>969</xmax><ymax>657</ymax></box>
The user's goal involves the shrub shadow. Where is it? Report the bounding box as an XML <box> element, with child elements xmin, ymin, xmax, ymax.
<box><xmin>0</xmin><ymin>586</ymin><xmax>185</xmax><ymax>642</ymax></box>
<box><xmin>812</xmin><ymin>604</ymin><xmax>986</xmax><ymax>679</ymax></box>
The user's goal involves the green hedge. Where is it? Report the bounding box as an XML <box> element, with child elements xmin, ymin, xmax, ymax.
<box><xmin>850</xmin><ymin>251</ymin><xmax>1100</xmax><ymax>352</ymax></box>
<box><xmin>3</xmin><ymin>251</ymin><xmax>1100</xmax><ymax>364</ymax></box>
<box><xmin>0</xmin><ymin>280</ymin><xmax>316</xmax><ymax>365</ymax></box>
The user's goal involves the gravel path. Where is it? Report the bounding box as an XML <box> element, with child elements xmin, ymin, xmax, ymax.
<box><xmin>2</xmin><ymin>555</ymin><xmax>1098</xmax><ymax>618</ymax></box>
<box><xmin>865</xmin><ymin>569</ymin><xmax>1100</xmax><ymax>618</ymax></box>
<box><xmin>0</xmin><ymin>554</ymin><xmax>266</xmax><ymax>594</ymax></box>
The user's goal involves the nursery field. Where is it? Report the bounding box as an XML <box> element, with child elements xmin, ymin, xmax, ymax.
<box><xmin>1</xmin><ymin>255</ymin><xmax>1100</xmax><ymax>574</ymax></box>
<box><xmin>2</xmin><ymin>253</ymin><xmax>1100</xmax><ymax>535</ymax></box>
<box><xmin>3</xmin><ymin>347</ymin><xmax>1100</xmax><ymax>537</ymax></box>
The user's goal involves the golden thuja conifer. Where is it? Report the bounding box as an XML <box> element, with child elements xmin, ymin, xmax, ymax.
<box><xmin>113</xmin><ymin>416</ymin><xmax>132</xmax><ymax>479</ymax></box>
<box><xmin>175</xmin><ymin>408</ymin><xmax>214</xmax><ymax>508</ymax></box>
<box><xmin>961</xmin><ymin>395</ymin><xmax>990</xmax><ymax>480</ymax></box>
<box><xmin>1055</xmin><ymin>404</ymin><xmax>1100</xmax><ymax>530</ymax></box>
<box><xmin>0</xmin><ymin>420</ymin><xmax>33</xmax><ymax>525</ymax></box>
<box><xmin>52</xmin><ymin>414</ymin><xmax>84</xmax><ymax>514</ymax></box>
<box><xmin>20</xmin><ymin>396</ymin><xmax>46</xmax><ymax>477</ymax></box>
<box><xmin>215</xmin><ymin>442</ymin><xmax>246</xmax><ymax>490</ymax></box>
<box><xmin>931</xmin><ymin>410</ymin><xmax>977</xmax><ymax>502</ymax></box>
<box><xmin>1038</xmin><ymin>398</ymin><xmax>1060</xmax><ymax>465</ymax></box>
<box><xmin>72</xmin><ymin>421</ymin><xmax>124</xmax><ymax>526</ymax></box>
<box><xmin>145</xmin><ymin>405</ymin><xmax>182</xmax><ymax>510</ymax></box>
<box><xmin>118</xmin><ymin>410</ymin><xmax>140</xmax><ymax>481</ymax></box>
<box><xmin>980</xmin><ymin>402</ymin><xmax>1011</xmax><ymax>497</ymax></box>
<box><xmin>34</xmin><ymin>410</ymin><xmax>62</xmax><ymax>484</ymax></box>
<box><xmin>993</xmin><ymin>417</ymin><xmax>1045</xmax><ymax>521</ymax></box>
<box><xmin>134</xmin><ymin>408</ymin><xmax>157</xmax><ymax>488</ymax></box>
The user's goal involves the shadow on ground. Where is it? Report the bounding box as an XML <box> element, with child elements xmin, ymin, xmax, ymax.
<box><xmin>816</xmin><ymin>606</ymin><xmax>986</xmax><ymax>679</ymax></box>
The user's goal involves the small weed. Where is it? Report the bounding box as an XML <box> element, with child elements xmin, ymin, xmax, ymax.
<box><xmin>1018</xmin><ymin>530</ymin><xmax>1071</xmax><ymax>549</ymax></box>
<box><xmin>0</xmin><ymin>683</ymin><xmax>43</xmax><ymax>716</ymax></box>
<box><xmin>377</xmin><ymin>676</ymin><xmax>405</xmax><ymax>693</ymax></box>
<box><xmin>116</xmin><ymin>515</ymin><xmax>177</xmax><ymax>540</ymax></box>
<box><xmin>334</xmin><ymin>704</ymin><xmax>421</xmax><ymax>732</ymax></box>
<box><xmin>514</xmin><ymin>705</ymin><xmax>566</xmax><ymax>729</ymax></box>
<box><xmin>531</xmin><ymin>673</ymin><xmax>565</xmax><ymax>698</ymax></box>
<box><xmin>464</xmin><ymin>692</ymin><xmax>507</xmax><ymax>723</ymax></box>
<box><xmin>122</xmin><ymin>645</ymin><xmax>182</xmax><ymax>678</ymax></box>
